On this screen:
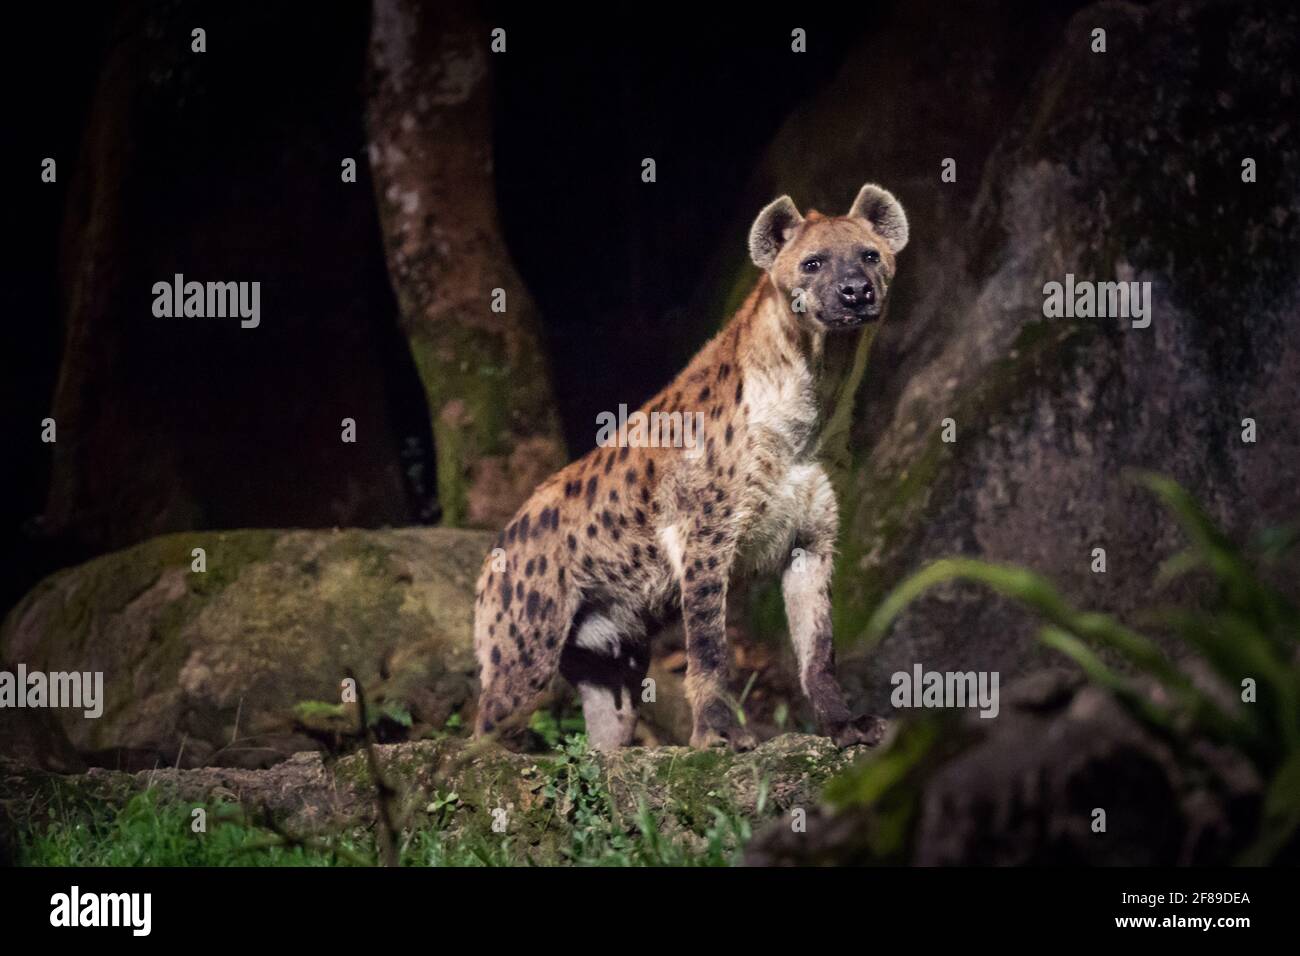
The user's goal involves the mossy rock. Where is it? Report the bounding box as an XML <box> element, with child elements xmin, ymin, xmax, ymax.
<box><xmin>0</xmin><ymin>733</ymin><xmax>862</xmax><ymax>865</ymax></box>
<box><xmin>0</xmin><ymin>528</ymin><xmax>493</xmax><ymax>770</ymax></box>
<box><xmin>699</xmin><ymin>0</ymin><xmax>1300</xmax><ymax>714</ymax></box>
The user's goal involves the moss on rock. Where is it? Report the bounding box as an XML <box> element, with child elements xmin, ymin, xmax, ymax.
<box><xmin>0</xmin><ymin>528</ymin><xmax>494</xmax><ymax>770</ymax></box>
<box><xmin>0</xmin><ymin>733</ymin><xmax>860</xmax><ymax>865</ymax></box>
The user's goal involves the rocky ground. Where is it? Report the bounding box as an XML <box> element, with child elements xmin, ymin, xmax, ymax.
<box><xmin>0</xmin><ymin>733</ymin><xmax>861</xmax><ymax>865</ymax></box>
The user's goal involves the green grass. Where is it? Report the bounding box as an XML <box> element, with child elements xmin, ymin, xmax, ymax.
<box><xmin>14</xmin><ymin>734</ymin><xmax>760</xmax><ymax>867</ymax></box>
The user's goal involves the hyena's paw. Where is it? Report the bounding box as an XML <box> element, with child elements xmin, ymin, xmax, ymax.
<box><xmin>690</xmin><ymin>725</ymin><xmax>758</xmax><ymax>752</ymax></box>
<box><xmin>686</xmin><ymin>697</ymin><xmax>759</xmax><ymax>749</ymax></box>
<box><xmin>828</xmin><ymin>715</ymin><xmax>886</xmax><ymax>749</ymax></box>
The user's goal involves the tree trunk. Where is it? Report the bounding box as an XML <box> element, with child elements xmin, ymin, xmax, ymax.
<box><xmin>367</xmin><ymin>0</ymin><xmax>566</xmax><ymax>528</ymax></box>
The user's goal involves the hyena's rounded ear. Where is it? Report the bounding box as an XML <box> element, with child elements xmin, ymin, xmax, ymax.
<box><xmin>748</xmin><ymin>195</ymin><xmax>805</xmax><ymax>270</ymax></box>
<box><xmin>848</xmin><ymin>183</ymin><xmax>909</xmax><ymax>253</ymax></box>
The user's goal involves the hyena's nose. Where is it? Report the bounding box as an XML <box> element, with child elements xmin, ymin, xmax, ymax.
<box><xmin>838</xmin><ymin>278</ymin><xmax>874</xmax><ymax>305</ymax></box>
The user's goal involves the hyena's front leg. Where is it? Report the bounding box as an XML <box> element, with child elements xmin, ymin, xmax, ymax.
<box><xmin>674</xmin><ymin>526</ymin><xmax>757</xmax><ymax>751</ymax></box>
<box><xmin>783</xmin><ymin>482</ymin><xmax>876</xmax><ymax>747</ymax></box>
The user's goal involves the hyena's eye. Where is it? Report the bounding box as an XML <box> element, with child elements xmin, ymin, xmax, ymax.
<box><xmin>801</xmin><ymin>257</ymin><xmax>822</xmax><ymax>273</ymax></box>
<box><xmin>862</xmin><ymin>249</ymin><xmax>880</xmax><ymax>264</ymax></box>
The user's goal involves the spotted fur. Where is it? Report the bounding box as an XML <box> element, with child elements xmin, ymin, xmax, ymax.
<box><xmin>473</xmin><ymin>183</ymin><xmax>908</xmax><ymax>750</ymax></box>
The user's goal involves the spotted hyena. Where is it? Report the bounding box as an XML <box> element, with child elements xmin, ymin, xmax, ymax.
<box><xmin>473</xmin><ymin>183</ymin><xmax>908</xmax><ymax>750</ymax></box>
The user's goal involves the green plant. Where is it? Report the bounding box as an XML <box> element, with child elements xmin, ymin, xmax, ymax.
<box><xmin>856</xmin><ymin>472</ymin><xmax>1300</xmax><ymax>863</ymax></box>
<box><xmin>527</xmin><ymin>707</ymin><xmax>586</xmax><ymax>750</ymax></box>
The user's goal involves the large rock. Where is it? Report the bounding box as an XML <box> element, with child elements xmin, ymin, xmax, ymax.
<box><xmin>0</xmin><ymin>528</ymin><xmax>491</xmax><ymax>770</ymax></box>
<box><xmin>715</xmin><ymin>0</ymin><xmax>1300</xmax><ymax>708</ymax></box>
<box><xmin>745</xmin><ymin>671</ymin><xmax>1265</xmax><ymax>865</ymax></box>
<box><xmin>0</xmin><ymin>526</ymin><xmax>733</xmax><ymax>770</ymax></box>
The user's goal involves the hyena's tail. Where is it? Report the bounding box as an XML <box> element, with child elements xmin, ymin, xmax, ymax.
<box><xmin>472</xmin><ymin>527</ymin><xmax>580</xmax><ymax>736</ymax></box>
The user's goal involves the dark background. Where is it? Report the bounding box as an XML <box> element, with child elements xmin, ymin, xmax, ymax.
<box><xmin>3</xmin><ymin>0</ymin><xmax>1298</xmax><ymax>867</ymax></box>
<box><xmin>0</xmin><ymin>2</ymin><xmax>894</xmax><ymax>612</ymax></box>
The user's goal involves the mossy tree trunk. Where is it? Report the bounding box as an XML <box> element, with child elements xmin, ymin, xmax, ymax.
<box><xmin>366</xmin><ymin>0</ymin><xmax>566</xmax><ymax>529</ymax></box>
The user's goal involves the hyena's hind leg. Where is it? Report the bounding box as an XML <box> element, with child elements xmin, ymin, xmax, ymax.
<box><xmin>558</xmin><ymin>606</ymin><xmax>650</xmax><ymax>750</ymax></box>
<box><xmin>473</xmin><ymin>572</ymin><xmax>577</xmax><ymax>740</ymax></box>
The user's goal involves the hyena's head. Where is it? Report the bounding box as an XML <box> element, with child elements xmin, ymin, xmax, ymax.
<box><xmin>748</xmin><ymin>183</ymin><xmax>908</xmax><ymax>331</ymax></box>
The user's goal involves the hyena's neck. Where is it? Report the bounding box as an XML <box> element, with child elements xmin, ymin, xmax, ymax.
<box><xmin>738</xmin><ymin>279</ymin><xmax>875</xmax><ymax>438</ymax></box>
